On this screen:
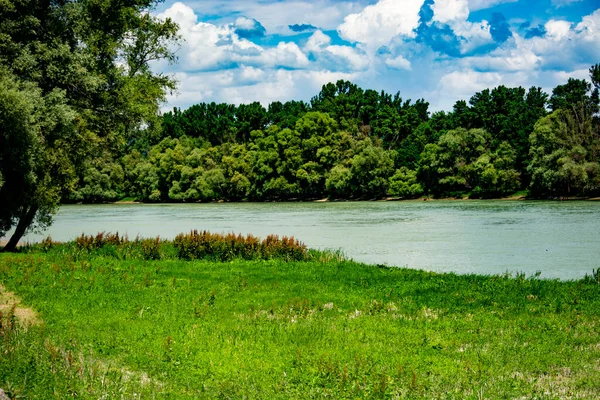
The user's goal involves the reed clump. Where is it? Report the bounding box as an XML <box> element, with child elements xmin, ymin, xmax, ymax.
<box><xmin>173</xmin><ymin>230</ymin><xmax>307</xmax><ymax>261</ymax></box>
<box><xmin>62</xmin><ymin>230</ymin><xmax>321</xmax><ymax>262</ymax></box>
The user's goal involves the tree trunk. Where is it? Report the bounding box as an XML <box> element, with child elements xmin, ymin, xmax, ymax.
<box><xmin>1</xmin><ymin>206</ymin><xmax>38</xmax><ymax>252</ymax></box>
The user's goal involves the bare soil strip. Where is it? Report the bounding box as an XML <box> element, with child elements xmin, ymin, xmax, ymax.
<box><xmin>0</xmin><ymin>285</ymin><xmax>39</xmax><ymax>326</ymax></box>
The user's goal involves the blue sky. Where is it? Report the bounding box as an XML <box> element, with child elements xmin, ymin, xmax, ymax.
<box><xmin>152</xmin><ymin>0</ymin><xmax>600</xmax><ymax>112</ymax></box>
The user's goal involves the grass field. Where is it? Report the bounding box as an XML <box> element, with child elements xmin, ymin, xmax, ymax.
<box><xmin>1</xmin><ymin>240</ymin><xmax>599</xmax><ymax>398</ymax></box>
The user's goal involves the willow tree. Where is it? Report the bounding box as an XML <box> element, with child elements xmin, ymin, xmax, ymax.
<box><xmin>0</xmin><ymin>0</ymin><xmax>180</xmax><ymax>251</ymax></box>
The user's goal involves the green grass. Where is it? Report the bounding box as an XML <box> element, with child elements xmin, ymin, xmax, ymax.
<box><xmin>1</xmin><ymin>248</ymin><xmax>599</xmax><ymax>398</ymax></box>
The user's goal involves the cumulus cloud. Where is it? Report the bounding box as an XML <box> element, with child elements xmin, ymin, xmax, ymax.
<box><xmin>512</xmin><ymin>11</ymin><xmax>599</xmax><ymax>70</ymax></box>
<box><xmin>154</xmin><ymin>3</ymin><xmax>370</xmax><ymax>111</ymax></box>
<box><xmin>158</xmin><ymin>3</ymin><xmax>308</xmax><ymax>71</ymax></box>
<box><xmin>261</xmin><ymin>42</ymin><xmax>310</xmax><ymax>68</ymax></box>
<box><xmin>453</xmin><ymin>21</ymin><xmax>493</xmax><ymax>53</ymax></box>
<box><xmin>457</xmin><ymin>9</ymin><xmax>599</xmax><ymax>75</ymax></box>
<box><xmin>426</xmin><ymin>69</ymin><xmax>529</xmax><ymax>110</ymax></box>
<box><xmin>166</xmin><ymin>68</ymin><xmax>360</xmax><ymax>109</ymax></box>
<box><xmin>305</xmin><ymin>30</ymin><xmax>370</xmax><ymax>71</ymax></box>
<box><xmin>234</xmin><ymin>16</ymin><xmax>266</xmax><ymax>39</ymax></box>
<box><xmin>385</xmin><ymin>55</ymin><xmax>413</xmax><ymax>70</ymax></box>
<box><xmin>544</xmin><ymin>19</ymin><xmax>572</xmax><ymax>39</ymax></box>
<box><xmin>338</xmin><ymin>0</ymin><xmax>425</xmax><ymax>51</ymax></box>
<box><xmin>305</xmin><ymin>30</ymin><xmax>332</xmax><ymax>52</ymax></box>
<box><xmin>465</xmin><ymin>36</ymin><xmax>541</xmax><ymax>71</ymax></box>
<box><xmin>182</xmin><ymin>0</ymin><xmax>367</xmax><ymax>34</ymax></box>
<box><xmin>416</xmin><ymin>0</ymin><xmax>496</xmax><ymax>56</ymax></box>
<box><xmin>575</xmin><ymin>8</ymin><xmax>600</xmax><ymax>45</ymax></box>
<box><xmin>439</xmin><ymin>70</ymin><xmax>504</xmax><ymax>95</ymax></box>
<box><xmin>432</xmin><ymin>0</ymin><xmax>470</xmax><ymax>24</ymax></box>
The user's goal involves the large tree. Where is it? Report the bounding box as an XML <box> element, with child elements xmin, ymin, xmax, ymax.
<box><xmin>528</xmin><ymin>65</ymin><xmax>600</xmax><ymax>197</ymax></box>
<box><xmin>0</xmin><ymin>0</ymin><xmax>180</xmax><ymax>251</ymax></box>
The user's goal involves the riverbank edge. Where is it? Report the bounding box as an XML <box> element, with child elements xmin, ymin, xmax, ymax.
<box><xmin>89</xmin><ymin>193</ymin><xmax>600</xmax><ymax>205</ymax></box>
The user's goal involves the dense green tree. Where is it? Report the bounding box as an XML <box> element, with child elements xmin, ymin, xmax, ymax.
<box><xmin>349</xmin><ymin>140</ymin><xmax>394</xmax><ymax>198</ymax></box>
<box><xmin>528</xmin><ymin>110</ymin><xmax>600</xmax><ymax>197</ymax></box>
<box><xmin>0</xmin><ymin>0</ymin><xmax>179</xmax><ymax>250</ymax></box>
<box><xmin>419</xmin><ymin>128</ymin><xmax>520</xmax><ymax>197</ymax></box>
<box><xmin>388</xmin><ymin>167</ymin><xmax>423</xmax><ymax>198</ymax></box>
<box><xmin>235</xmin><ymin>102</ymin><xmax>268</xmax><ymax>142</ymax></box>
<box><xmin>453</xmin><ymin>85</ymin><xmax>548</xmax><ymax>179</ymax></box>
<box><xmin>0</xmin><ymin>70</ymin><xmax>79</xmax><ymax>249</ymax></box>
<box><xmin>69</xmin><ymin>157</ymin><xmax>125</xmax><ymax>203</ymax></box>
<box><xmin>267</xmin><ymin>100</ymin><xmax>309</xmax><ymax>129</ymax></box>
<box><xmin>325</xmin><ymin>164</ymin><xmax>352</xmax><ymax>197</ymax></box>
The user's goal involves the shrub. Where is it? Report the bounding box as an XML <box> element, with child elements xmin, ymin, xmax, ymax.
<box><xmin>140</xmin><ymin>237</ymin><xmax>162</xmax><ymax>260</ymax></box>
<box><xmin>173</xmin><ymin>230</ymin><xmax>308</xmax><ymax>261</ymax></box>
<box><xmin>46</xmin><ymin>230</ymin><xmax>325</xmax><ymax>263</ymax></box>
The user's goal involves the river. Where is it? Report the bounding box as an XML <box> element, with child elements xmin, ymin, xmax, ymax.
<box><xmin>5</xmin><ymin>200</ymin><xmax>600</xmax><ymax>280</ymax></box>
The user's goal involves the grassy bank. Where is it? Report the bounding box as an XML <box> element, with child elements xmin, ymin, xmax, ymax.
<box><xmin>1</xmin><ymin>242</ymin><xmax>599</xmax><ymax>398</ymax></box>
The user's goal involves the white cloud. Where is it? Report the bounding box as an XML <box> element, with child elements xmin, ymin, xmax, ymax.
<box><xmin>305</xmin><ymin>30</ymin><xmax>370</xmax><ymax>71</ymax></box>
<box><xmin>427</xmin><ymin>69</ymin><xmax>529</xmax><ymax>110</ymax></box>
<box><xmin>453</xmin><ymin>20</ymin><xmax>493</xmax><ymax>53</ymax></box>
<box><xmin>238</xmin><ymin>65</ymin><xmax>265</xmax><ymax>83</ymax></box>
<box><xmin>305</xmin><ymin>30</ymin><xmax>331</xmax><ymax>53</ymax></box>
<box><xmin>179</xmin><ymin>0</ymin><xmax>368</xmax><ymax>33</ymax></box>
<box><xmin>575</xmin><ymin>8</ymin><xmax>600</xmax><ymax>40</ymax></box>
<box><xmin>166</xmin><ymin>68</ymin><xmax>361</xmax><ymax>110</ymax></box>
<box><xmin>513</xmin><ymin>10</ymin><xmax>599</xmax><ymax>70</ymax></box>
<box><xmin>439</xmin><ymin>70</ymin><xmax>503</xmax><ymax>94</ymax></box>
<box><xmin>464</xmin><ymin>36</ymin><xmax>541</xmax><ymax>71</ymax></box>
<box><xmin>325</xmin><ymin>46</ymin><xmax>370</xmax><ymax>70</ymax></box>
<box><xmin>457</xmin><ymin>9</ymin><xmax>599</xmax><ymax>73</ymax></box>
<box><xmin>552</xmin><ymin>68</ymin><xmax>590</xmax><ymax>82</ymax></box>
<box><xmin>161</xmin><ymin>1</ymin><xmax>198</xmax><ymax>30</ymax></box>
<box><xmin>234</xmin><ymin>16</ymin><xmax>259</xmax><ymax>31</ymax></box>
<box><xmin>544</xmin><ymin>20</ymin><xmax>572</xmax><ymax>40</ymax></box>
<box><xmin>261</xmin><ymin>42</ymin><xmax>310</xmax><ymax>68</ymax></box>
<box><xmin>432</xmin><ymin>0</ymin><xmax>470</xmax><ymax>24</ymax></box>
<box><xmin>337</xmin><ymin>0</ymin><xmax>425</xmax><ymax>51</ymax></box>
<box><xmin>428</xmin><ymin>1</ymin><xmax>496</xmax><ymax>54</ymax></box>
<box><xmin>385</xmin><ymin>55</ymin><xmax>412</xmax><ymax>70</ymax></box>
<box><xmin>155</xmin><ymin>3</ymin><xmax>369</xmax><ymax>110</ymax></box>
<box><xmin>159</xmin><ymin>3</ymin><xmax>309</xmax><ymax>71</ymax></box>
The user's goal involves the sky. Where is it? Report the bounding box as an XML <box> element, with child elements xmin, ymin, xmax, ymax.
<box><xmin>151</xmin><ymin>0</ymin><xmax>600</xmax><ymax>113</ymax></box>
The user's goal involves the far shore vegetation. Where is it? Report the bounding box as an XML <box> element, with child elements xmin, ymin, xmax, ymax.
<box><xmin>1</xmin><ymin>234</ymin><xmax>599</xmax><ymax>398</ymax></box>
<box><xmin>67</xmin><ymin>69</ymin><xmax>600</xmax><ymax>207</ymax></box>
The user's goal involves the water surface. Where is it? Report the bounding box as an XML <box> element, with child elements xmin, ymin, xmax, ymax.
<box><xmin>8</xmin><ymin>201</ymin><xmax>600</xmax><ymax>280</ymax></box>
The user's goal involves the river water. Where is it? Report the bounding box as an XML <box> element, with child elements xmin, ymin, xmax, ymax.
<box><xmin>6</xmin><ymin>201</ymin><xmax>600</xmax><ymax>280</ymax></box>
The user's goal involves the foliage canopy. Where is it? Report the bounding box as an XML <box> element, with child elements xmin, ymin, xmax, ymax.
<box><xmin>0</xmin><ymin>0</ymin><xmax>180</xmax><ymax>250</ymax></box>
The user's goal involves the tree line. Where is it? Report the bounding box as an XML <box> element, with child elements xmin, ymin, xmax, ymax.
<box><xmin>69</xmin><ymin>66</ymin><xmax>600</xmax><ymax>203</ymax></box>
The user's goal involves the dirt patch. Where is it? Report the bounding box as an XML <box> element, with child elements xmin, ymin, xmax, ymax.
<box><xmin>0</xmin><ymin>285</ymin><xmax>40</xmax><ymax>326</ymax></box>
